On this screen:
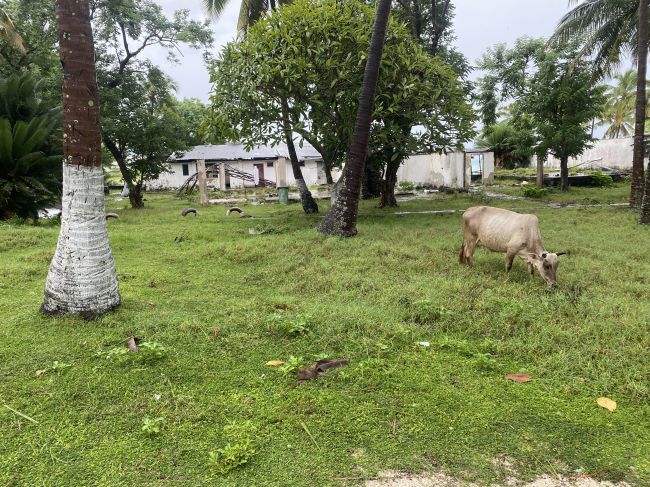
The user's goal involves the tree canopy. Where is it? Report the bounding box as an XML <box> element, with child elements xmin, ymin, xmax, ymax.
<box><xmin>477</xmin><ymin>37</ymin><xmax>606</xmax><ymax>190</ymax></box>
<box><xmin>206</xmin><ymin>0</ymin><xmax>474</xmax><ymax>189</ymax></box>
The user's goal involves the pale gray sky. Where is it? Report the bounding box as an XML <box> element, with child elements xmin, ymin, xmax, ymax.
<box><xmin>148</xmin><ymin>0</ymin><xmax>572</xmax><ymax>102</ymax></box>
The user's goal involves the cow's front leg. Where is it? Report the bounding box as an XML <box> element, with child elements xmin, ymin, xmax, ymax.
<box><xmin>505</xmin><ymin>251</ymin><xmax>516</xmax><ymax>273</ymax></box>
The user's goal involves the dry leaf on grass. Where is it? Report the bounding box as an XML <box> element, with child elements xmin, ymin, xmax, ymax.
<box><xmin>34</xmin><ymin>369</ymin><xmax>46</xmax><ymax>377</ymax></box>
<box><xmin>596</xmin><ymin>396</ymin><xmax>617</xmax><ymax>412</ymax></box>
<box><xmin>266</xmin><ymin>360</ymin><xmax>284</xmax><ymax>366</ymax></box>
<box><xmin>505</xmin><ymin>373</ymin><xmax>531</xmax><ymax>383</ymax></box>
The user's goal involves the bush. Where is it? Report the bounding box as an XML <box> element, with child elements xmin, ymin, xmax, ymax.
<box><xmin>590</xmin><ymin>171</ymin><xmax>614</xmax><ymax>187</ymax></box>
<box><xmin>521</xmin><ymin>185</ymin><xmax>548</xmax><ymax>198</ymax></box>
<box><xmin>0</xmin><ymin>73</ymin><xmax>62</xmax><ymax>219</ymax></box>
<box><xmin>397</xmin><ymin>180</ymin><xmax>415</xmax><ymax>192</ymax></box>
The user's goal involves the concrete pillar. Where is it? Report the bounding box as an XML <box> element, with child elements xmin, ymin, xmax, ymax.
<box><xmin>197</xmin><ymin>159</ymin><xmax>209</xmax><ymax>205</ymax></box>
<box><xmin>276</xmin><ymin>157</ymin><xmax>288</xmax><ymax>188</ymax></box>
<box><xmin>463</xmin><ymin>153</ymin><xmax>472</xmax><ymax>188</ymax></box>
<box><xmin>218</xmin><ymin>162</ymin><xmax>226</xmax><ymax>191</ymax></box>
<box><xmin>483</xmin><ymin>152</ymin><xmax>495</xmax><ymax>185</ymax></box>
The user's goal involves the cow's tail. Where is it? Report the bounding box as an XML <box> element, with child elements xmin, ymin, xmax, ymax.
<box><xmin>459</xmin><ymin>243</ymin><xmax>465</xmax><ymax>264</ymax></box>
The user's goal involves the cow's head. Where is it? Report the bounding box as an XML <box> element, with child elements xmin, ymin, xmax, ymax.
<box><xmin>528</xmin><ymin>252</ymin><xmax>566</xmax><ymax>288</ymax></box>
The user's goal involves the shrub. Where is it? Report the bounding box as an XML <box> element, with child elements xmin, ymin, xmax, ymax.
<box><xmin>397</xmin><ymin>180</ymin><xmax>415</xmax><ymax>192</ymax></box>
<box><xmin>521</xmin><ymin>185</ymin><xmax>548</xmax><ymax>198</ymax></box>
<box><xmin>0</xmin><ymin>73</ymin><xmax>62</xmax><ymax>219</ymax></box>
<box><xmin>590</xmin><ymin>171</ymin><xmax>614</xmax><ymax>187</ymax></box>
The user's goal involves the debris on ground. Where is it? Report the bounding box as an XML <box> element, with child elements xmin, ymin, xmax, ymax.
<box><xmin>505</xmin><ymin>373</ymin><xmax>532</xmax><ymax>383</ymax></box>
<box><xmin>297</xmin><ymin>358</ymin><xmax>349</xmax><ymax>382</ymax></box>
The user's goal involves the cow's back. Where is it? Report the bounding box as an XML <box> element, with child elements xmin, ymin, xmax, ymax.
<box><xmin>463</xmin><ymin>206</ymin><xmax>539</xmax><ymax>253</ymax></box>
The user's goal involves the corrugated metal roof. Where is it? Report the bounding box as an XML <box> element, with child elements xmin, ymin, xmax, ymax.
<box><xmin>173</xmin><ymin>142</ymin><xmax>322</xmax><ymax>162</ymax></box>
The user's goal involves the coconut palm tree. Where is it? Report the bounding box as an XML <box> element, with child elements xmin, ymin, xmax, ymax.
<box><xmin>203</xmin><ymin>0</ymin><xmax>271</xmax><ymax>34</ymax></box>
<box><xmin>600</xmin><ymin>69</ymin><xmax>636</xmax><ymax>138</ymax></box>
<box><xmin>551</xmin><ymin>0</ymin><xmax>649</xmax><ymax>208</ymax></box>
<box><xmin>42</xmin><ymin>0</ymin><xmax>120</xmax><ymax>316</ymax></box>
<box><xmin>203</xmin><ymin>0</ymin><xmax>319</xmax><ymax>213</ymax></box>
<box><xmin>317</xmin><ymin>0</ymin><xmax>392</xmax><ymax>236</ymax></box>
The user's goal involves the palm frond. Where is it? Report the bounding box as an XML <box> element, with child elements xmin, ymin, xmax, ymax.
<box><xmin>0</xmin><ymin>8</ymin><xmax>26</xmax><ymax>54</ymax></box>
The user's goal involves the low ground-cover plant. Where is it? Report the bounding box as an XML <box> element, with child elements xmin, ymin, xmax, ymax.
<box><xmin>521</xmin><ymin>185</ymin><xmax>548</xmax><ymax>198</ymax></box>
<box><xmin>208</xmin><ymin>421</ymin><xmax>258</xmax><ymax>475</ymax></box>
<box><xmin>1</xmin><ymin>188</ymin><xmax>647</xmax><ymax>486</ymax></box>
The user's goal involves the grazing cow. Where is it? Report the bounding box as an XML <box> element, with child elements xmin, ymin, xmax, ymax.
<box><xmin>459</xmin><ymin>206</ymin><xmax>565</xmax><ymax>288</ymax></box>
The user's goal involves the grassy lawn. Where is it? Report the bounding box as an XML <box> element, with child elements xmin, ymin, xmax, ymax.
<box><xmin>1</xmin><ymin>184</ymin><xmax>649</xmax><ymax>486</ymax></box>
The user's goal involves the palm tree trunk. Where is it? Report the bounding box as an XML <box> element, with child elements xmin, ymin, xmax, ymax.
<box><xmin>640</xmin><ymin>160</ymin><xmax>650</xmax><ymax>222</ymax></box>
<box><xmin>631</xmin><ymin>0</ymin><xmax>648</xmax><ymax>208</ymax></box>
<box><xmin>317</xmin><ymin>0</ymin><xmax>392</xmax><ymax>236</ymax></box>
<box><xmin>42</xmin><ymin>0</ymin><xmax>120</xmax><ymax>317</ymax></box>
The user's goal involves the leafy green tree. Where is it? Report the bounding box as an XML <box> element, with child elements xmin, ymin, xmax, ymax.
<box><xmin>207</xmin><ymin>0</ymin><xmax>472</xmax><ymax>209</ymax></box>
<box><xmin>0</xmin><ymin>1</ymin><xmax>60</xmax><ymax>105</ymax></box>
<box><xmin>101</xmin><ymin>68</ymin><xmax>194</xmax><ymax>208</ymax></box>
<box><xmin>551</xmin><ymin>0</ymin><xmax>649</xmax><ymax>207</ymax></box>
<box><xmin>317</xmin><ymin>0</ymin><xmax>392</xmax><ymax>235</ymax></box>
<box><xmin>1</xmin><ymin>0</ymin><xmax>214</xmax><ymax>209</ymax></box>
<box><xmin>91</xmin><ymin>0</ymin><xmax>213</xmax><ymax>208</ymax></box>
<box><xmin>205</xmin><ymin>0</ymin><xmax>320</xmax><ymax>213</ymax></box>
<box><xmin>0</xmin><ymin>73</ymin><xmax>61</xmax><ymax>219</ymax></box>
<box><xmin>391</xmin><ymin>0</ymin><xmax>471</xmax><ymax>90</ymax></box>
<box><xmin>176</xmin><ymin>98</ymin><xmax>211</xmax><ymax>147</ymax></box>
<box><xmin>478</xmin><ymin>38</ymin><xmax>606</xmax><ymax>191</ymax></box>
<box><xmin>0</xmin><ymin>7</ymin><xmax>26</xmax><ymax>54</ymax></box>
<box><xmin>518</xmin><ymin>49</ymin><xmax>606</xmax><ymax>191</ymax></box>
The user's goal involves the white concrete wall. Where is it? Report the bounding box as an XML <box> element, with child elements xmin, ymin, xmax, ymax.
<box><xmin>147</xmin><ymin>158</ymin><xmax>331</xmax><ymax>190</ymax></box>
<box><xmin>148</xmin><ymin>161</ymin><xmax>197</xmax><ymax>190</ymax></box>
<box><xmin>530</xmin><ymin>137</ymin><xmax>634</xmax><ymax>171</ymax></box>
<box><xmin>397</xmin><ymin>151</ymin><xmax>467</xmax><ymax>188</ymax></box>
<box><xmin>483</xmin><ymin>152</ymin><xmax>495</xmax><ymax>185</ymax></box>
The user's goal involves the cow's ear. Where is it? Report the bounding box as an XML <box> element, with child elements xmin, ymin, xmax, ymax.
<box><xmin>527</xmin><ymin>253</ymin><xmax>539</xmax><ymax>260</ymax></box>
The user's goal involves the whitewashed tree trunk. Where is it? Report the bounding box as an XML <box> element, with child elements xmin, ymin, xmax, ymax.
<box><xmin>42</xmin><ymin>165</ymin><xmax>120</xmax><ymax>315</ymax></box>
<box><xmin>43</xmin><ymin>0</ymin><xmax>120</xmax><ymax>316</ymax></box>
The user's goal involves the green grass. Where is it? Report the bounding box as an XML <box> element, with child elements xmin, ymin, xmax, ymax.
<box><xmin>1</xmin><ymin>186</ymin><xmax>649</xmax><ymax>486</ymax></box>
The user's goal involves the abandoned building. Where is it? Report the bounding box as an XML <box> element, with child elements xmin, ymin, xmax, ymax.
<box><xmin>149</xmin><ymin>142</ymin><xmax>496</xmax><ymax>191</ymax></box>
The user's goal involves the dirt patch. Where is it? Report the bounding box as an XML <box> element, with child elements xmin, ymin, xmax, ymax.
<box><xmin>364</xmin><ymin>471</ymin><xmax>631</xmax><ymax>487</ymax></box>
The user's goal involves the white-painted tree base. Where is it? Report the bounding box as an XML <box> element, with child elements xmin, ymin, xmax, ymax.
<box><xmin>42</xmin><ymin>164</ymin><xmax>120</xmax><ymax>315</ymax></box>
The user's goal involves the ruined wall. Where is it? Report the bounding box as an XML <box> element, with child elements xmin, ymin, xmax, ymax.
<box><xmin>530</xmin><ymin>138</ymin><xmax>634</xmax><ymax>170</ymax></box>
<box><xmin>397</xmin><ymin>151</ymin><xmax>495</xmax><ymax>188</ymax></box>
<box><xmin>397</xmin><ymin>152</ymin><xmax>468</xmax><ymax>188</ymax></box>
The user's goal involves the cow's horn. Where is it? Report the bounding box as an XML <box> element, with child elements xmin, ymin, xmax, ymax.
<box><xmin>556</xmin><ymin>251</ymin><xmax>567</xmax><ymax>256</ymax></box>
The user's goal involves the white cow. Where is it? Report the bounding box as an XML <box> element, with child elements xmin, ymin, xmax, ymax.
<box><xmin>459</xmin><ymin>206</ymin><xmax>565</xmax><ymax>288</ymax></box>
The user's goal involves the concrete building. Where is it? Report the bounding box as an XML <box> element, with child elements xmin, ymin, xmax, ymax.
<box><xmin>149</xmin><ymin>142</ymin><xmax>495</xmax><ymax>191</ymax></box>
<box><xmin>149</xmin><ymin>142</ymin><xmax>332</xmax><ymax>190</ymax></box>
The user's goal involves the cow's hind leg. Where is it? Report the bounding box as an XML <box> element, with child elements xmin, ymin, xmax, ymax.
<box><xmin>459</xmin><ymin>243</ymin><xmax>466</xmax><ymax>264</ymax></box>
<box><xmin>505</xmin><ymin>250</ymin><xmax>516</xmax><ymax>273</ymax></box>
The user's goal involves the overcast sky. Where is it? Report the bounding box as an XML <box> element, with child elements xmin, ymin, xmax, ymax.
<box><xmin>147</xmin><ymin>0</ymin><xmax>572</xmax><ymax>102</ymax></box>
